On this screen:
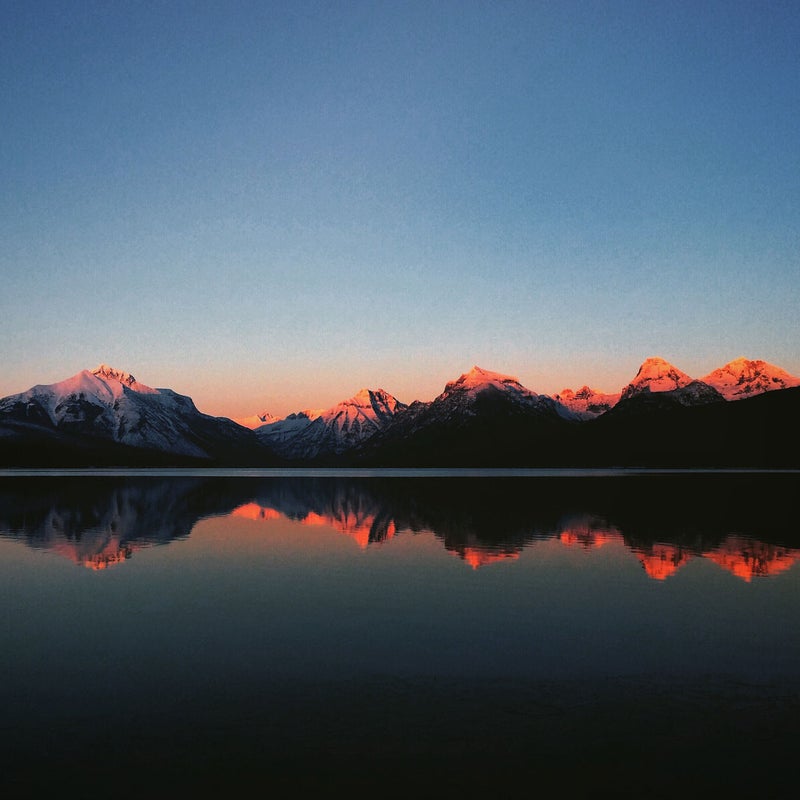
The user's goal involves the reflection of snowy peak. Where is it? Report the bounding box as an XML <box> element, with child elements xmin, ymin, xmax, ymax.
<box><xmin>553</xmin><ymin>386</ymin><xmax>621</xmax><ymax>419</ymax></box>
<box><xmin>0</xmin><ymin>365</ymin><xmax>258</xmax><ymax>460</ymax></box>
<box><xmin>255</xmin><ymin>388</ymin><xmax>407</xmax><ymax>460</ymax></box>
<box><xmin>621</xmin><ymin>357</ymin><xmax>693</xmax><ymax>400</ymax></box>
<box><xmin>700</xmin><ymin>358</ymin><xmax>800</xmax><ymax>400</ymax></box>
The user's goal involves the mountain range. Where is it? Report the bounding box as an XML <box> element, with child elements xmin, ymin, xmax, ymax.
<box><xmin>1</xmin><ymin>357</ymin><xmax>798</xmax><ymax>467</ymax></box>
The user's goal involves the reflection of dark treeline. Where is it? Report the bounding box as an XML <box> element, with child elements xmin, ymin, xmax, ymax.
<box><xmin>0</xmin><ymin>476</ymin><xmax>255</xmax><ymax>552</ymax></box>
<box><xmin>1</xmin><ymin>474</ymin><xmax>798</xmax><ymax>567</ymax></box>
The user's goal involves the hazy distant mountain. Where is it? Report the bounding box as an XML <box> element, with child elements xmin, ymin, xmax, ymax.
<box><xmin>0</xmin><ymin>365</ymin><xmax>269</xmax><ymax>466</ymax></box>
<box><xmin>254</xmin><ymin>388</ymin><xmax>408</xmax><ymax>460</ymax></box>
<box><xmin>234</xmin><ymin>410</ymin><xmax>279</xmax><ymax>429</ymax></box>
<box><xmin>700</xmin><ymin>357</ymin><xmax>800</xmax><ymax>400</ymax></box>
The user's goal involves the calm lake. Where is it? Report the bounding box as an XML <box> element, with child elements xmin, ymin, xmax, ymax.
<box><xmin>1</xmin><ymin>470</ymin><xmax>798</xmax><ymax>796</ymax></box>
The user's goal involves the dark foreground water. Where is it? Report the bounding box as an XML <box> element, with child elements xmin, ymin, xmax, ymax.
<box><xmin>1</xmin><ymin>470</ymin><xmax>798</xmax><ymax>797</ymax></box>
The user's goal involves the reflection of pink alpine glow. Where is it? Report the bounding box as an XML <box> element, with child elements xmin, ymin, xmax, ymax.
<box><xmin>230</xmin><ymin>503</ymin><xmax>395</xmax><ymax>549</ymax></box>
<box><xmin>558</xmin><ymin>519</ymin><xmax>623</xmax><ymax>549</ymax></box>
<box><xmin>460</xmin><ymin>548</ymin><xmax>520</xmax><ymax>570</ymax></box>
<box><xmin>229</xmin><ymin>504</ymin><xmax>800</xmax><ymax>579</ymax></box>
<box><xmin>302</xmin><ymin>511</ymin><xmax>396</xmax><ymax>549</ymax></box>
<box><xmin>633</xmin><ymin>545</ymin><xmax>693</xmax><ymax>581</ymax></box>
<box><xmin>231</xmin><ymin>503</ymin><xmax>282</xmax><ymax>521</ymax></box>
<box><xmin>703</xmin><ymin>537</ymin><xmax>800</xmax><ymax>582</ymax></box>
<box><xmin>51</xmin><ymin>541</ymin><xmax>135</xmax><ymax>570</ymax></box>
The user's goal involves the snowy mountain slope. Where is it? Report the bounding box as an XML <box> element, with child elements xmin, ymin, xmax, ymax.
<box><xmin>700</xmin><ymin>357</ymin><xmax>800</xmax><ymax>400</ymax></box>
<box><xmin>605</xmin><ymin>379</ymin><xmax>725</xmax><ymax>417</ymax></box>
<box><xmin>0</xmin><ymin>364</ymin><xmax>263</xmax><ymax>462</ymax></box>
<box><xmin>254</xmin><ymin>388</ymin><xmax>408</xmax><ymax>460</ymax></box>
<box><xmin>552</xmin><ymin>386</ymin><xmax>621</xmax><ymax>420</ymax></box>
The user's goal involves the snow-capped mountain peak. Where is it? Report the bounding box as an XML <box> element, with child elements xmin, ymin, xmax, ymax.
<box><xmin>254</xmin><ymin>387</ymin><xmax>408</xmax><ymax>459</ymax></box>
<box><xmin>700</xmin><ymin>357</ymin><xmax>800</xmax><ymax>400</ymax></box>
<box><xmin>621</xmin><ymin>357</ymin><xmax>693</xmax><ymax>400</ymax></box>
<box><xmin>92</xmin><ymin>364</ymin><xmax>136</xmax><ymax>386</ymax></box>
<box><xmin>344</xmin><ymin>388</ymin><xmax>404</xmax><ymax>413</ymax></box>
<box><xmin>443</xmin><ymin>366</ymin><xmax>532</xmax><ymax>397</ymax></box>
<box><xmin>234</xmin><ymin>410</ymin><xmax>279</xmax><ymax>430</ymax></box>
<box><xmin>90</xmin><ymin>364</ymin><xmax>159</xmax><ymax>395</ymax></box>
<box><xmin>0</xmin><ymin>366</ymin><xmax>256</xmax><ymax>461</ymax></box>
<box><xmin>430</xmin><ymin>365</ymin><xmax>578</xmax><ymax>422</ymax></box>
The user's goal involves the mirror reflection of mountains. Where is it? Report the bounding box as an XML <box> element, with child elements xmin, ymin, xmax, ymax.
<box><xmin>1</xmin><ymin>475</ymin><xmax>797</xmax><ymax>580</ymax></box>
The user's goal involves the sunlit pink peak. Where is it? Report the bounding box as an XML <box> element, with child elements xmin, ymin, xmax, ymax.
<box><xmin>444</xmin><ymin>366</ymin><xmax>532</xmax><ymax>395</ymax></box>
<box><xmin>700</xmin><ymin>357</ymin><xmax>800</xmax><ymax>400</ymax></box>
<box><xmin>92</xmin><ymin>364</ymin><xmax>136</xmax><ymax>385</ymax></box>
<box><xmin>553</xmin><ymin>386</ymin><xmax>621</xmax><ymax>419</ymax></box>
<box><xmin>621</xmin><ymin>356</ymin><xmax>692</xmax><ymax>399</ymax></box>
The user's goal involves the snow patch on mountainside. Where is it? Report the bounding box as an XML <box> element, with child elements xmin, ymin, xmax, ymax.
<box><xmin>553</xmin><ymin>386</ymin><xmax>621</xmax><ymax>420</ymax></box>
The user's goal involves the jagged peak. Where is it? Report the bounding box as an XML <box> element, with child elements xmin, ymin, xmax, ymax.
<box><xmin>92</xmin><ymin>364</ymin><xmax>138</xmax><ymax>386</ymax></box>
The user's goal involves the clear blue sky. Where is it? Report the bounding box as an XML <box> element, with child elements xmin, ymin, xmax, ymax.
<box><xmin>2</xmin><ymin>0</ymin><xmax>798</xmax><ymax>417</ymax></box>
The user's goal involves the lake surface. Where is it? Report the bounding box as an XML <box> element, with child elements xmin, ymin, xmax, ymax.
<box><xmin>1</xmin><ymin>470</ymin><xmax>798</xmax><ymax>796</ymax></box>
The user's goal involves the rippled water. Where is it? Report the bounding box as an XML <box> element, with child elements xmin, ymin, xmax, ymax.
<box><xmin>1</xmin><ymin>471</ymin><xmax>798</xmax><ymax>796</ymax></box>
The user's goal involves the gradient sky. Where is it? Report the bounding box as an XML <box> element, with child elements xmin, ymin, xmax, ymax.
<box><xmin>2</xmin><ymin>0</ymin><xmax>798</xmax><ymax>418</ymax></box>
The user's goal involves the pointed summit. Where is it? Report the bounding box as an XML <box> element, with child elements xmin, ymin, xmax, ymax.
<box><xmin>621</xmin><ymin>357</ymin><xmax>693</xmax><ymax>400</ymax></box>
<box><xmin>700</xmin><ymin>357</ymin><xmax>800</xmax><ymax>400</ymax></box>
